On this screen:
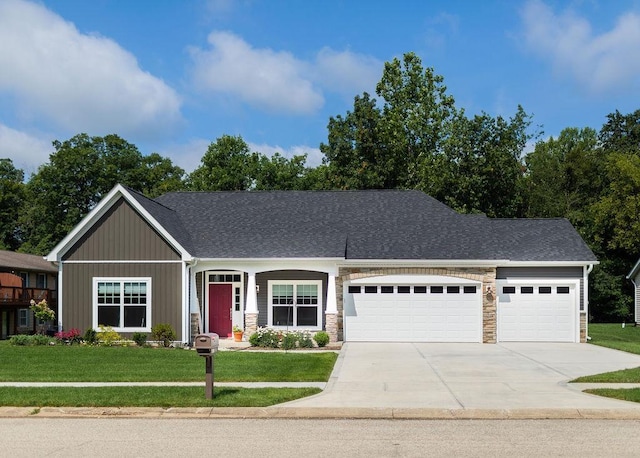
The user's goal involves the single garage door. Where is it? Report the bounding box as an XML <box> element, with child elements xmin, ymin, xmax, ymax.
<box><xmin>497</xmin><ymin>281</ymin><xmax>578</xmax><ymax>342</ymax></box>
<box><xmin>344</xmin><ymin>277</ymin><xmax>482</xmax><ymax>342</ymax></box>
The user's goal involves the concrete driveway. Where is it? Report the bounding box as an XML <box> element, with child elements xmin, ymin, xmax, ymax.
<box><xmin>284</xmin><ymin>342</ymin><xmax>640</xmax><ymax>410</ymax></box>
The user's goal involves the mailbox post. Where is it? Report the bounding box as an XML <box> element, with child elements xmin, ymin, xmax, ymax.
<box><xmin>194</xmin><ymin>333</ymin><xmax>219</xmax><ymax>399</ymax></box>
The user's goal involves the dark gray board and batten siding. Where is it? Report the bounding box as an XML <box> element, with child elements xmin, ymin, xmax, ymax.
<box><xmin>61</xmin><ymin>198</ymin><xmax>184</xmax><ymax>338</ymax></box>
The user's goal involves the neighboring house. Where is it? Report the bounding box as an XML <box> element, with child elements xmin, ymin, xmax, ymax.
<box><xmin>0</xmin><ymin>250</ymin><xmax>58</xmax><ymax>338</ymax></box>
<box><xmin>627</xmin><ymin>260</ymin><xmax>640</xmax><ymax>325</ymax></box>
<box><xmin>46</xmin><ymin>184</ymin><xmax>597</xmax><ymax>344</ymax></box>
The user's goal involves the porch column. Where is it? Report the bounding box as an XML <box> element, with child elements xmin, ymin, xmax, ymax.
<box><xmin>245</xmin><ymin>272</ymin><xmax>258</xmax><ymax>336</ymax></box>
<box><xmin>325</xmin><ymin>273</ymin><xmax>338</xmax><ymax>343</ymax></box>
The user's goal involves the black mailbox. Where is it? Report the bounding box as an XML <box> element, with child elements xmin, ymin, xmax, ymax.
<box><xmin>194</xmin><ymin>333</ymin><xmax>219</xmax><ymax>355</ymax></box>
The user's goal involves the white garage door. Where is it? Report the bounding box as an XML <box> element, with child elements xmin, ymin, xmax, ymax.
<box><xmin>497</xmin><ymin>281</ymin><xmax>578</xmax><ymax>342</ymax></box>
<box><xmin>344</xmin><ymin>279</ymin><xmax>482</xmax><ymax>342</ymax></box>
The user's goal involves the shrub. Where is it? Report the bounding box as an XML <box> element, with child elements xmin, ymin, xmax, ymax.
<box><xmin>151</xmin><ymin>323</ymin><xmax>176</xmax><ymax>347</ymax></box>
<box><xmin>9</xmin><ymin>334</ymin><xmax>32</xmax><ymax>346</ymax></box>
<box><xmin>83</xmin><ymin>328</ymin><xmax>98</xmax><ymax>345</ymax></box>
<box><xmin>97</xmin><ymin>325</ymin><xmax>122</xmax><ymax>346</ymax></box>
<box><xmin>132</xmin><ymin>332</ymin><xmax>147</xmax><ymax>347</ymax></box>
<box><xmin>298</xmin><ymin>331</ymin><xmax>314</xmax><ymax>348</ymax></box>
<box><xmin>32</xmin><ymin>334</ymin><xmax>53</xmax><ymax>345</ymax></box>
<box><xmin>249</xmin><ymin>327</ymin><xmax>281</xmax><ymax>348</ymax></box>
<box><xmin>54</xmin><ymin>328</ymin><xmax>82</xmax><ymax>345</ymax></box>
<box><xmin>281</xmin><ymin>332</ymin><xmax>298</xmax><ymax>350</ymax></box>
<box><xmin>313</xmin><ymin>331</ymin><xmax>330</xmax><ymax>347</ymax></box>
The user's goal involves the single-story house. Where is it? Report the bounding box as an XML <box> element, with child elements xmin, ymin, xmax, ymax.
<box><xmin>0</xmin><ymin>250</ymin><xmax>58</xmax><ymax>338</ymax></box>
<box><xmin>46</xmin><ymin>184</ymin><xmax>597</xmax><ymax>344</ymax></box>
<box><xmin>627</xmin><ymin>260</ymin><xmax>640</xmax><ymax>324</ymax></box>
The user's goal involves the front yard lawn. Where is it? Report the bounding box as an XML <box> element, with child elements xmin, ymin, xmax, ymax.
<box><xmin>583</xmin><ymin>388</ymin><xmax>640</xmax><ymax>404</ymax></box>
<box><xmin>587</xmin><ymin>323</ymin><xmax>640</xmax><ymax>355</ymax></box>
<box><xmin>0</xmin><ymin>386</ymin><xmax>321</xmax><ymax>408</ymax></box>
<box><xmin>0</xmin><ymin>343</ymin><xmax>337</xmax><ymax>382</ymax></box>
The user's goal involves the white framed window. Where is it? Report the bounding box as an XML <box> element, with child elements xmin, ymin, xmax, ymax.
<box><xmin>267</xmin><ymin>280</ymin><xmax>322</xmax><ymax>329</ymax></box>
<box><xmin>18</xmin><ymin>309</ymin><xmax>29</xmax><ymax>327</ymax></box>
<box><xmin>93</xmin><ymin>278</ymin><xmax>151</xmax><ymax>332</ymax></box>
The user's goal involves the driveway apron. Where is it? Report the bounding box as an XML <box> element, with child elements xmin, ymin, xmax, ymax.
<box><xmin>283</xmin><ymin>342</ymin><xmax>640</xmax><ymax>410</ymax></box>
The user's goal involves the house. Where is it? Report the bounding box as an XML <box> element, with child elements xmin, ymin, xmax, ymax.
<box><xmin>45</xmin><ymin>184</ymin><xmax>597</xmax><ymax>344</ymax></box>
<box><xmin>627</xmin><ymin>260</ymin><xmax>640</xmax><ymax>325</ymax></box>
<box><xmin>0</xmin><ymin>250</ymin><xmax>58</xmax><ymax>338</ymax></box>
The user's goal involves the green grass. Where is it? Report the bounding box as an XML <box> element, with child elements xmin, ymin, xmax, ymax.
<box><xmin>0</xmin><ymin>343</ymin><xmax>337</xmax><ymax>382</ymax></box>
<box><xmin>587</xmin><ymin>323</ymin><xmax>640</xmax><ymax>355</ymax></box>
<box><xmin>584</xmin><ymin>388</ymin><xmax>640</xmax><ymax>404</ymax></box>
<box><xmin>0</xmin><ymin>386</ymin><xmax>321</xmax><ymax>408</ymax></box>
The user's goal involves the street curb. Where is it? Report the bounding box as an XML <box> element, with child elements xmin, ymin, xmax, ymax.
<box><xmin>3</xmin><ymin>406</ymin><xmax>640</xmax><ymax>420</ymax></box>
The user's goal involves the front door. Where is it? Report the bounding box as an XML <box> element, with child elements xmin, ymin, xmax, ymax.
<box><xmin>209</xmin><ymin>284</ymin><xmax>232</xmax><ymax>337</ymax></box>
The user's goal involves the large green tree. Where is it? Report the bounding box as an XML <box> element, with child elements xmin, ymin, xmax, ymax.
<box><xmin>0</xmin><ymin>159</ymin><xmax>25</xmax><ymax>250</ymax></box>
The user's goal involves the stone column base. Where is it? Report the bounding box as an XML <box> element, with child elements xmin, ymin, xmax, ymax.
<box><xmin>245</xmin><ymin>312</ymin><xmax>258</xmax><ymax>336</ymax></box>
<box><xmin>325</xmin><ymin>313</ymin><xmax>338</xmax><ymax>343</ymax></box>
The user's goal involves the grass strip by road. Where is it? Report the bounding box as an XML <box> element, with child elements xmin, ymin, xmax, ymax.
<box><xmin>0</xmin><ymin>386</ymin><xmax>321</xmax><ymax>408</ymax></box>
<box><xmin>0</xmin><ymin>344</ymin><xmax>337</xmax><ymax>382</ymax></box>
<box><xmin>583</xmin><ymin>388</ymin><xmax>640</xmax><ymax>404</ymax></box>
<box><xmin>573</xmin><ymin>367</ymin><xmax>640</xmax><ymax>383</ymax></box>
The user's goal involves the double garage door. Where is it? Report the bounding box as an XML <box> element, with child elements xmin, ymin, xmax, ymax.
<box><xmin>344</xmin><ymin>276</ymin><xmax>482</xmax><ymax>342</ymax></box>
<box><xmin>343</xmin><ymin>276</ymin><xmax>580</xmax><ymax>342</ymax></box>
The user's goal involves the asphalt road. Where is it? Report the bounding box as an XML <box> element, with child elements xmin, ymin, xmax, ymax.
<box><xmin>4</xmin><ymin>418</ymin><xmax>640</xmax><ymax>457</ymax></box>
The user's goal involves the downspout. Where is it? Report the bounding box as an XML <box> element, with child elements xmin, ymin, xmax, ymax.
<box><xmin>585</xmin><ymin>264</ymin><xmax>594</xmax><ymax>341</ymax></box>
<box><xmin>630</xmin><ymin>276</ymin><xmax>637</xmax><ymax>326</ymax></box>
<box><xmin>185</xmin><ymin>258</ymin><xmax>199</xmax><ymax>345</ymax></box>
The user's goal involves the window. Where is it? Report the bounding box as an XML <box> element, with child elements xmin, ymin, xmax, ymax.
<box><xmin>348</xmin><ymin>286</ymin><xmax>361</xmax><ymax>294</ymax></box>
<box><xmin>93</xmin><ymin>278</ymin><xmax>151</xmax><ymax>332</ymax></box>
<box><xmin>36</xmin><ymin>273</ymin><xmax>47</xmax><ymax>289</ymax></box>
<box><xmin>430</xmin><ymin>286</ymin><xmax>444</xmax><ymax>294</ymax></box>
<box><xmin>364</xmin><ymin>286</ymin><xmax>377</xmax><ymax>294</ymax></box>
<box><xmin>502</xmin><ymin>286</ymin><xmax>516</xmax><ymax>294</ymax></box>
<box><xmin>463</xmin><ymin>286</ymin><xmax>477</xmax><ymax>294</ymax></box>
<box><xmin>446</xmin><ymin>286</ymin><xmax>460</xmax><ymax>294</ymax></box>
<box><xmin>398</xmin><ymin>286</ymin><xmax>411</xmax><ymax>294</ymax></box>
<box><xmin>414</xmin><ymin>286</ymin><xmax>427</xmax><ymax>294</ymax></box>
<box><xmin>19</xmin><ymin>272</ymin><xmax>28</xmax><ymax>287</ymax></box>
<box><xmin>209</xmin><ymin>273</ymin><xmax>241</xmax><ymax>283</ymax></box>
<box><xmin>381</xmin><ymin>286</ymin><xmax>394</xmax><ymax>294</ymax></box>
<box><xmin>268</xmin><ymin>281</ymin><xmax>322</xmax><ymax>329</ymax></box>
<box><xmin>557</xmin><ymin>286</ymin><xmax>570</xmax><ymax>294</ymax></box>
<box><xmin>521</xmin><ymin>286</ymin><xmax>534</xmax><ymax>294</ymax></box>
<box><xmin>19</xmin><ymin>309</ymin><xmax>29</xmax><ymax>327</ymax></box>
<box><xmin>539</xmin><ymin>286</ymin><xmax>552</xmax><ymax>294</ymax></box>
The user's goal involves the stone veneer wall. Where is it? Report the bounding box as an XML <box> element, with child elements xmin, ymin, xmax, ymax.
<box><xmin>580</xmin><ymin>313</ymin><xmax>587</xmax><ymax>343</ymax></box>
<box><xmin>337</xmin><ymin>267</ymin><xmax>498</xmax><ymax>343</ymax></box>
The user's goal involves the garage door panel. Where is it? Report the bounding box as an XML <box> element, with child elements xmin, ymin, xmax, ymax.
<box><xmin>498</xmin><ymin>282</ymin><xmax>577</xmax><ymax>342</ymax></box>
<box><xmin>346</xmin><ymin>283</ymin><xmax>481</xmax><ymax>342</ymax></box>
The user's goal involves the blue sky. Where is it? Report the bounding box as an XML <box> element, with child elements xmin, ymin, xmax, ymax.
<box><xmin>1</xmin><ymin>0</ymin><xmax>640</xmax><ymax>177</ymax></box>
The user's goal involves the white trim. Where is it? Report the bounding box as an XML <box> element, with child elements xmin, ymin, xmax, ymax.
<box><xmin>46</xmin><ymin>184</ymin><xmax>192</xmax><ymax>262</ymax></box>
<box><xmin>245</xmin><ymin>272</ymin><xmax>258</xmax><ymax>314</ymax></box>
<box><xmin>267</xmin><ymin>280</ymin><xmax>323</xmax><ymax>331</ymax></box>
<box><xmin>18</xmin><ymin>308</ymin><xmax>29</xmax><ymax>327</ymax></box>
<box><xmin>204</xmin><ymin>271</ymin><xmax>244</xmax><ymax>333</ymax></box>
<box><xmin>92</xmin><ymin>277</ymin><xmax>152</xmax><ymax>333</ymax></box>
<box><xmin>496</xmin><ymin>278</ymin><xmax>581</xmax><ymax>343</ymax></box>
<box><xmin>181</xmin><ymin>261</ymin><xmax>188</xmax><ymax>344</ymax></box>
<box><xmin>61</xmin><ymin>259</ymin><xmax>184</xmax><ymax>264</ymax></box>
<box><xmin>350</xmin><ymin>275</ymin><xmax>481</xmax><ymax>285</ymax></box>
<box><xmin>57</xmin><ymin>262</ymin><xmax>63</xmax><ymax>332</ymax></box>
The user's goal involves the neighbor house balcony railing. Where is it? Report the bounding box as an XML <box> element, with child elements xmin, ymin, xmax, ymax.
<box><xmin>0</xmin><ymin>287</ymin><xmax>57</xmax><ymax>307</ymax></box>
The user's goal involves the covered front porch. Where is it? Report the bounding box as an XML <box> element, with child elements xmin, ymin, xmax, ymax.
<box><xmin>189</xmin><ymin>260</ymin><xmax>339</xmax><ymax>343</ymax></box>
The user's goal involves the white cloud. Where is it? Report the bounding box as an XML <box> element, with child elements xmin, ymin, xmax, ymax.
<box><xmin>521</xmin><ymin>0</ymin><xmax>640</xmax><ymax>94</ymax></box>
<box><xmin>189</xmin><ymin>31</ymin><xmax>381</xmax><ymax>114</ymax></box>
<box><xmin>0</xmin><ymin>124</ymin><xmax>52</xmax><ymax>175</ymax></box>
<box><xmin>313</xmin><ymin>48</ymin><xmax>382</xmax><ymax>97</ymax></box>
<box><xmin>0</xmin><ymin>0</ymin><xmax>182</xmax><ymax>137</ymax></box>
<box><xmin>190</xmin><ymin>31</ymin><xmax>324</xmax><ymax>114</ymax></box>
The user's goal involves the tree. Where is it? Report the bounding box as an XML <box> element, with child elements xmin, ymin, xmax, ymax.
<box><xmin>253</xmin><ymin>153</ymin><xmax>308</xmax><ymax>190</ymax></box>
<box><xmin>19</xmin><ymin>133</ymin><xmax>184</xmax><ymax>254</ymax></box>
<box><xmin>0</xmin><ymin>159</ymin><xmax>25</xmax><ymax>250</ymax></box>
<box><xmin>188</xmin><ymin>135</ymin><xmax>258</xmax><ymax>191</ymax></box>
<box><xmin>523</xmin><ymin>127</ymin><xmax>602</xmax><ymax>220</ymax></box>
<box><xmin>138</xmin><ymin>153</ymin><xmax>186</xmax><ymax>198</ymax></box>
<box><xmin>431</xmin><ymin>107</ymin><xmax>533</xmax><ymax>217</ymax></box>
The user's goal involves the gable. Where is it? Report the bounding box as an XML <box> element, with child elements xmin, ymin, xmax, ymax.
<box><xmin>63</xmin><ymin>197</ymin><xmax>181</xmax><ymax>262</ymax></box>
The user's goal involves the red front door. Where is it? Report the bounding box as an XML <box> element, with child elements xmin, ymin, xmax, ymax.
<box><xmin>209</xmin><ymin>284</ymin><xmax>233</xmax><ymax>337</ymax></box>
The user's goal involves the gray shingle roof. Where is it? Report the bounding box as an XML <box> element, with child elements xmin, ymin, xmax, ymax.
<box><xmin>0</xmin><ymin>250</ymin><xmax>57</xmax><ymax>273</ymax></box>
<box><xmin>145</xmin><ymin>189</ymin><xmax>596</xmax><ymax>262</ymax></box>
